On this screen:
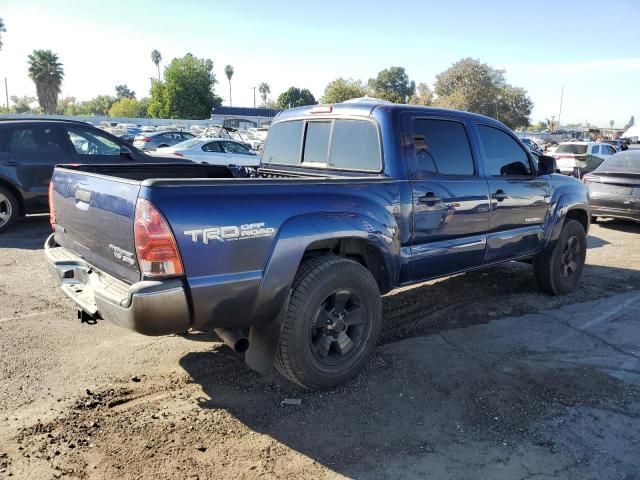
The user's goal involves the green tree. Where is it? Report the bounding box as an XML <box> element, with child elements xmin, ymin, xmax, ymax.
<box><xmin>10</xmin><ymin>96</ymin><xmax>36</xmax><ymax>113</ymax></box>
<box><xmin>27</xmin><ymin>49</ymin><xmax>64</xmax><ymax>114</ymax></box>
<box><xmin>258</xmin><ymin>82</ymin><xmax>271</xmax><ymax>107</ymax></box>
<box><xmin>434</xmin><ymin>58</ymin><xmax>533</xmax><ymax>129</ymax></box>
<box><xmin>0</xmin><ymin>17</ymin><xmax>6</xmax><ymax>51</ymax></box>
<box><xmin>148</xmin><ymin>53</ymin><xmax>222</xmax><ymax>119</ymax></box>
<box><xmin>115</xmin><ymin>84</ymin><xmax>135</xmax><ymax>99</ymax></box>
<box><xmin>151</xmin><ymin>49</ymin><xmax>162</xmax><ymax>80</ymax></box>
<box><xmin>277</xmin><ymin>87</ymin><xmax>316</xmax><ymax>109</ymax></box>
<box><xmin>138</xmin><ymin>97</ymin><xmax>150</xmax><ymax>117</ymax></box>
<box><xmin>224</xmin><ymin>65</ymin><xmax>234</xmax><ymax>106</ymax></box>
<box><xmin>320</xmin><ymin>78</ymin><xmax>367</xmax><ymax>104</ymax></box>
<box><xmin>624</xmin><ymin>116</ymin><xmax>635</xmax><ymax>130</ymax></box>
<box><xmin>64</xmin><ymin>95</ymin><xmax>116</xmax><ymax>116</ymax></box>
<box><xmin>368</xmin><ymin>67</ymin><xmax>415</xmax><ymax>103</ymax></box>
<box><xmin>408</xmin><ymin>82</ymin><xmax>434</xmax><ymax>106</ymax></box>
<box><xmin>56</xmin><ymin>96</ymin><xmax>76</xmax><ymax>114</ymax></box>
<box><xmin>108</xmin><ymin>98</ymin><xmax>141</xmax><ymax>117</ymax></box>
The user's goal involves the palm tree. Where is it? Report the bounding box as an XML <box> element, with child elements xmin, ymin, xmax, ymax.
<box><xmin>0</xmin><ymin>17</ymin><xmax>6</xmax><ymax>51</ymax></box>
<box><xmin>151</xmin><ymin>49</ymin><xmax>162</xmax><ymax>80</ymax></box>
<box><xmin>27</xmin><ymin>50</ymin><xmax>64</xmax><ymax>114</ymax></box>
<box><xmin>258</xmin><ymin>82</ymin><xmax>271</xmax><ymax>107</ymax></box>
<box><xmin>224</xmin><ymin>65</ymin><xmax>234</xmax><ymax>107</ymax></box>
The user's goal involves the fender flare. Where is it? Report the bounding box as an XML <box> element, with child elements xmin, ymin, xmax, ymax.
<box><xmin>245</xmin><ymin>211</ymin><xmax>399</xmax><ymax>373</ymax></box>
<box><xmin>542</xmin><ymin>190</ymin><xmax>589</xmax><ymax>249</ymax></box>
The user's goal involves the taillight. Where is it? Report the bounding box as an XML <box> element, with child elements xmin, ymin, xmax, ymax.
<box><xmin>134</xmin><ymin>198</ymin><xmax>183</xmax><ymax>277</ymax></box>
<box><xmin>142</xmin><ymin>137</ymin><xmax>152</xmax><ymax>142</ymax></box>
<box><xmin>48</xmin><ymin>181</ymin><xmax>56</xmax><ymax>229</ymax></box>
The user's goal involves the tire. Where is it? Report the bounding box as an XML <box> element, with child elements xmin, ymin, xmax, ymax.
<box><xmin>0</xmin><ymin>186</ymin><xmax>19</xmax><ymax>233</ymax></box>
<box><xmin>275</xmin><ymin>255</ymin><xmax>382</xmax><ymax>390</ymax></box>
<box><xmin>591</xmin><ymin>216</ymin><xmax>598</xmax><ymax>224</ymax></box>
<box><xmin>534</xmin><ymin>219</ymin><xmax>586</xmax><ymax>295</ymax></box>
<box><xmin>158</xmin><ymin>144</ymin><xmax>169</xmax><ymax>148</ymax></box>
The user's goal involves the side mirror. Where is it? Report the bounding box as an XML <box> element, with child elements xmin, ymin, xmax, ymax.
<box><xmin>537</xmin><ymin>155</ymin><xmax>557</xmax><ymax>175</ymax></box>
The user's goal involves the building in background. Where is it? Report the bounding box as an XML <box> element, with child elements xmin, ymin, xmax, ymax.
<box><xmin>210</xmin><ymin>106</ymin><xmax>280</xmax><ymax>129</ymax></box>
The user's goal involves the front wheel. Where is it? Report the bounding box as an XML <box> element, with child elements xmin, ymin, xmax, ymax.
<box><xmin>275</xmin><ymin>255</ymin><xmax>381</xmax><ymax>390</ymax></box>
<box><xmin>534</xmin><ymin>219</ymin><xmax>587</xmax><ymax>295</ymax></box>
<box><xmin>0</xmin><ymin>186</ymin><xmax>19</xmax><ymax>233</ymax></box>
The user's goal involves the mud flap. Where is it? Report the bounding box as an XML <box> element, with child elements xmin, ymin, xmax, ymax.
<box><xmin>244</xmin><ymin>291</ymin><xmax>290</xmax><ymax>375</ymax></box>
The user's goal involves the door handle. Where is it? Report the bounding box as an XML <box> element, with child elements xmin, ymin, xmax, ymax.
<box><xmin>418</xmin><ymin>192</ymin><xmax>442</xmax><ymax>205</ymax></box>
<box><xmin>491</xmin><ymin>190</ymin><xmax>508</xmax><ymax>202</ymax></box>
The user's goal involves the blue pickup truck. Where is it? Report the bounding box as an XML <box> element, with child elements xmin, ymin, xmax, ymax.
<box><xmin>45</xmin><ymin>101</ymin><xmax>590</xmax><ymax>390</ymax></box>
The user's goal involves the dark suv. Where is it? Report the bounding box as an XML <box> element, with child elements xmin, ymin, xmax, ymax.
<box><xmin>0</xmin><ymin>119</ymin><xmax>188</xmax><ymax>232</ymax></box>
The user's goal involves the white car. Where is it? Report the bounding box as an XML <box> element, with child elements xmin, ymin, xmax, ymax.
<box><xmin>553</xmin><ymin>142</ymin><xmax>617</xmax><ymax>175</ymax></box>
<box><xmin>151</xmin><ymin>138</ymin><xmax>260</xmax><ymax>167</ymax></box>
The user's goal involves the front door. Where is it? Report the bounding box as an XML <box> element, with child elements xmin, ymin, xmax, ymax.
<box><xmin>474</xmin><ymin>124</ymin><xmax>551</xmax><ymax>263</ymax></box>
<box><xmin>64</xmin><ymin>126</ymin><xmax>131</xmax><ymax>165</ymax></box>
<box><xmin>405</xmin><ymin>115</ymin><xmax>491</xmax><ymax>281</ymax></box>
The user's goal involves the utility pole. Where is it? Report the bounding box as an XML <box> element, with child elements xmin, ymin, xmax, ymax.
<box><xmin>4</xmin><ymin>78</ymin><xmax>8</xmax><ymax>110</ymax></box>
<box><xmin>558</xmin><ymin>86</ymin><xmax>564</xmax><ymax>129</ymax></box>
<box><xmin>252</xmin><ymin>87</ymin><xmax>256</xmax><ymax>108</ymax></box>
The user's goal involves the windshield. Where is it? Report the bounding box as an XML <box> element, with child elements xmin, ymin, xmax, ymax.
<box><xmin>596</xmin><ymin>152</ymin><xmax>640</xmax><ymax>173</ymax></box>
<box><xmin>172</xmin><ymin>138</ymin><xmax>202</xmax><ymax>149</ymax></box>
<box><xmin>555</xmin><ymin>144</ymin><xmax>587</xmax><ymax>154</ymax></box>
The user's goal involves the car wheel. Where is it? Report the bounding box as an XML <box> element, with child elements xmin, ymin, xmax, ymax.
<box><xmin>591</xmin><ymin>216</ymin><xmax>598</xmax><ymax>224</ymax></box>
<box><xmin>534</xmin><ymin>219</ymin><xmax>586</xmax><ymax>295</ymax></box>
<box><xmin>0</xmin><ymin>186</ymin><xmax>19</xmax><ymax>233</ymax></box>
<box><xmin>275</xmin><ymin>255</ymin><xmax>381</xmax><ymax>390</ymax></box>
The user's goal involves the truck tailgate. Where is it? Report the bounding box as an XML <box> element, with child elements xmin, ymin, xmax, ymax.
<box><xmin>50</xmin><ymin>168</ymin><xmax>141</xmax><ymax>284</ymax></box>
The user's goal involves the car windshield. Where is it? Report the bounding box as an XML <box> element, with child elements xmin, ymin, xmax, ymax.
<box><xmin>595</xmin><ymin>152</ymin><xmax>640</xmax><ymax>173</ymax></box>
<box><xmin>171</xmin><ymin>138</ymin><xmax>202</xmax><ymax>149</ymax></box>
<box><xmin>555</xmin><ymin>144</ymin><xmax>588</xmax><ymax>154</ymax></box>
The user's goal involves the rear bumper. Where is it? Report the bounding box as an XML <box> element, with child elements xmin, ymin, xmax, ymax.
<box><xmin>44</xmin><ymin>234</ymin><xmax>191</xmax><ymax>335</ymax></box>
<box><xmin>590</xmin><ymin>203</ymin><xmax>640</xmax><ymax>222</ymax></box>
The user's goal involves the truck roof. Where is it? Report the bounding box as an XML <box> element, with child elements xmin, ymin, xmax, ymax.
<box><xmin>275</xmin><ymin>100</ymin><xmax>506</xmax><ymax>128</ymax></box>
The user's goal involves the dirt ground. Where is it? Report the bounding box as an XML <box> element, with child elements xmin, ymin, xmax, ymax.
<box><xmin>0</xmin><ymin>216</ymin><xmax>639</xmax><ymax>479</ymax></box>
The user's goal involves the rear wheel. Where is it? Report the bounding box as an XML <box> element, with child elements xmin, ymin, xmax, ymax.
<box><xmin>534</xmin><ymin>219</ymin><xmax>586</xmax><ymax>295</ymax></box>
<box><xmin>275</xmin><ymin>255</ymin><xmax>381</xmax><ymax>390</ymax></box>
<box><xmin>0</xmin><ymin>187</ymin><xmax>19</xmax><ymax>233</ymax></box>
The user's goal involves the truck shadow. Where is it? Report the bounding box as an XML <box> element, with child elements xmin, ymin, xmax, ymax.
<box><xmin>0</xmin><ymin>215</ymin><xmax>51</xmax><ymax>250</ymax></box>
<box><xmin>595</xmin><ymin>219</ymin><xmax>640</xmax><ymax>234</ymax></box>
<box><xmin>178</xmin><ymin>262</ymin><xmax>640</xmax><ymax>478</ymax></box>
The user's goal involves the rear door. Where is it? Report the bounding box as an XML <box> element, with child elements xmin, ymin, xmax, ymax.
<box><xmin>475</xmin><ymin>124</ymin><xmax>551</xmax><ymax>263</ymax></box>
<box><xmin>220</xmin><ymin>141</ymin><xmax>259</xmax><ymax>166</ymax></box>
<box><xmin>405</xmin><ymin>114</ymin><xmax>491</xmax><ymax>281</ymax></box>
<box><xmin>0</xmin><ymin>124</ymin><xmax>72</xmax><ymax>212</ymax></box>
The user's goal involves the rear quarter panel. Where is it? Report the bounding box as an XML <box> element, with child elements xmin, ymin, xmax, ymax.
<box><xmin>143</xmin><ymin>178</ymin><xmax>402</xmax><ymax>331</ymax></box>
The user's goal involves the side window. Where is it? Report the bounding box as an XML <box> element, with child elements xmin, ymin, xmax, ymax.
<box><xmin>182</xmin><ymin>133</ymin><xmax>194</xmax><ymax>140</ymax></box>
<box><xmin>222</xmin><ymin>141</ymin><xmax>251</xmax><ymax>155</ymax></box>
<box><xmin>605</xmin><ymin>145</ymin><xmax>615</xmax><ymax>155</ymax></box>
<box><xmin>66</xmin><ymin>128</ymin><xmax>121</xmax><ymax>155</ymax></box>
<box><xmin>302</xmin><ymin>121</ymin><xmax>331</xmax><ymax>164</ymax></box>
<box><xmin>262</xmin><ymin>120</ymin><xmax>303</xmax><ymax>165</ymax></box>
<box><xmin>477</xmin><ymin>125</ymin><xmax>532</xmax><ymax>176</ymax></box>
<box><xmin>8</xmin><ymin>128</ymin><xmax>39</xmax><ymax>153</ymax></box>
<box><xmin>591</xmin><ymin>145</ymin><xmax>600</xmax><ymax>155</ymax></box>
<box><xmin>411</xmin><ymin>118</ymin><xmax>475</xmax><ymax>176</ymax></box>
<box><xmin>39</xmin><ymin>127</ymin><xmax>67</xmax><ymax>154</ymax></box>
<box><xmin>202</xmin><ymin>142</ymin><xmax>222</xmax><ymax>153</ymax></box>
<box><xmin>329</xmin><ymin>119</ymin><xmax>381</xmax><ymax>171</ymax></box>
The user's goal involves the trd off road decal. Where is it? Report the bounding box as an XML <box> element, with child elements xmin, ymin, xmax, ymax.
<box><xmin>184</xmin><ymin>223</ymin><xmax>275</xmax><ymax>244</ymax></box>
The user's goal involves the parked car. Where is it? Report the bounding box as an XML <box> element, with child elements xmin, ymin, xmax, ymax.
<box><xmin>0</xmin><ymin>119</ymin><xmax>192</xmax><ymax>232</ymax></box>
<box><xmin>132</xmin><ymin>131</ymin><xmax>195</xmax><ymax>152</ymax></box>
<box><xmin>584</xmin><ymin>150</ymin><xmax>640</xmax><ymax>223</ymax></box>
<box><xmin>552</xmin><ymin>141</ymin><xmax>616</xmax><ymax>176</ymax></box>
<box><xmin>45</xmin><ymin>102</ymin><xmax>589</xmax><ymax>390</ymax></box>
<box><xmin>151</xmin><ymin>138</ymin><xmax>260</xmax><ymax>166</ymax></box>
<box><xmin>139</xmin><ymin>126</ymin><xmax>156</xmax><ymax>133</ymax></box>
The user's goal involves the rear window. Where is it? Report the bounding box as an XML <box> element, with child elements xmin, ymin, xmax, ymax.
<box><xmin>263</xmin><ymin>118</ymin><xmax>381</xmax><ymax>171</ymax></box>
<box><xmin>556</xmin><ymin>144</ymin><xmax>587</xmax><ymax>155</ymax></box>
<box><xmin>597</xmin><ymin>152</ymin><xmax>640</xmax><ymax>173</ymax></box>
<box><xmin>262</xmin><ymin>120</ymin><xmax>303</xmax><ymax>165</ymax></box>
<box><xmin>173</xmin><ymin>138</ymin><xmax>202</xmax><ymax>149</ymax></box>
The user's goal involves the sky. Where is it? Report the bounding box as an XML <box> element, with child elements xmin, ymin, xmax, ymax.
<box><xmin>1</xmin><ymin>0</ymin><xmax>639</xmax><ymax>127</ymax></box>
